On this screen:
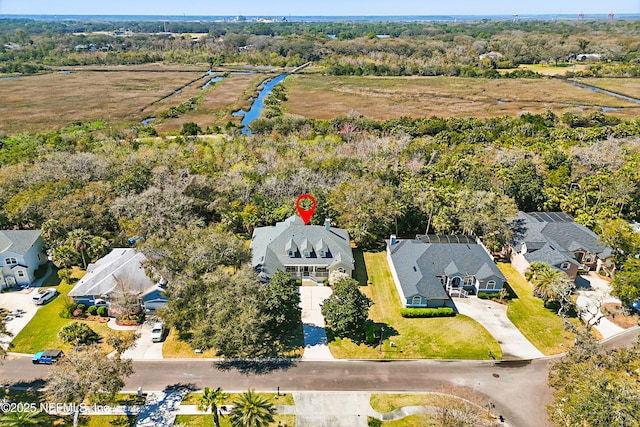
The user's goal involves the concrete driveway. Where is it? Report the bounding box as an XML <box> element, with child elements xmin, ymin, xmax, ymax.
<box><xmin>118</xmin><ymin>320</ymin><xmax>164</xmax><ymax>360</ymax></box>
<box><xmin>454</xmin><ymin>297</ymin><xmax>544</xmax><ymax>360</ymax></box>
<box><xmin>575</xmin><ymin>272</ymin><xmax>625</xmax><ymax>339</ymax></box>
<box><xmin>299</xmin><ymin>286</ymin><xmax>334</xmax><ymax>360</ymax></box>
<box><xmin>0</xmin><ymin>288</ymin><xmax>42</xmax><ymax>350</ymax></box>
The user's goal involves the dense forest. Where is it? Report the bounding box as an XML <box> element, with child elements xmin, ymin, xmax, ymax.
<box><xmin>2</xmin><ymin>18</ymin><xmax>640</xmax><ymax>75</ymax></box>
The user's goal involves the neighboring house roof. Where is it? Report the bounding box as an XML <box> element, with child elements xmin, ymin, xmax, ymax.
<box><xmin>68</xmin><ymin>248</ymin><xmax>154</xmax><ymax>298</ymax></box>
<box><xmin>0</xmin><ymin>230</ymin><xmax>42</xmax><ymax>255</ymax></box>
<box><xmin>388</xmin><ymin>236</ymin><xmax>506</xmax><ymax>301</ymax></box>
<box><xmin>250</xmin><ymin>215</ymin><xmax>353</xmax><ymax>278</ymax></box>
<box><xmin>511</xmin><ymin>212</ymin><xmax>612</xmax><ymax>266</ymax></box>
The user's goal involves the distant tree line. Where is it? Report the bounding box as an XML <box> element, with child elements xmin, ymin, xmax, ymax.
<box><xmin>1</xmin><ymin>19</ymin><xmax>639</xmax><ymax>75</ymax></box>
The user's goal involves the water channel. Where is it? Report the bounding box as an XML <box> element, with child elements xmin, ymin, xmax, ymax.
<box><xmin>566</xmin><ymin>80</ymin><xmax>640</xmax><ymax>105</ymax></box>
<box><xmin>232</xmin><ymin>74</ymin><xmax>288</xmax><ymax>134</ymax></box>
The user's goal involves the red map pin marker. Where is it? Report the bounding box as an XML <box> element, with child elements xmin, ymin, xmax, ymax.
<box><xmin>296</xmin><ymin>194</ymin><xmax>316</xmax><ymax>225</ymax></box>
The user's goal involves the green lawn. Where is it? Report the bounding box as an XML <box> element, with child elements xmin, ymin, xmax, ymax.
<box><xmin>499</xmin><ymin>262</ymin><xmax>577</xmax><ymax>355</ymax></box>
<box><xmin>370</xmin><ymin>393</ymin><xmax>458</xmax><ymax>413</ymax></box>
<box><xmin>173</xmin><ymin>414</ymin><xmax>295</xmax><ymax>427</ymax></box>
<box><xmin>327</xmin><ymin>251</ymin><xmax>502</xmax><ymax>360</ymax></box>
<box><xmin>11</xmin><ymin>269</ymin><xmax>134</xmax><ymax>354</ymax></box>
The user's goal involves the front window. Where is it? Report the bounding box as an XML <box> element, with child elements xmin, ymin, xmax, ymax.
<box><xmin>561</xmin><ymin>262</ymin><xmax>570</xmax><ymax>270</ymax></box>
<box><xmin>485</xmin><ymin>280</ymin><xmax>496</xmax><ymax>289</ymax></box>
<box><xmin>17</xmin><ymin>270</ymin><xmax>25</xmax><ymax>277</ymax></box>
<box><xmin>4</xmin><ymin>257</ymin><xmax>17</xmax><ymax>265</ymax></box>
<box><xmin>411</xmin><ymin>296</ymin><xmax>422</xmax><ymax>305</ymax></box>
<box><xmin>285</xmin><ymin>266</ymin><xmax>297</xmax><ymax>273</ymax></box>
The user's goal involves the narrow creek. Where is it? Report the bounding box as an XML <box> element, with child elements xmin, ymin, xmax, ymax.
<box><xmin>232</xmin><ymin>74</ymin><xmax>288</xmax><ymax>135</ymax></box>
<box><xmin>566</xmin><ymin>80</ymin><xmax>640</xmax><ymax>105</ymax></box>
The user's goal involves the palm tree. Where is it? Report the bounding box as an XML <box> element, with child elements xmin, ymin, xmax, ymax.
<box><xmin>532</xmin><ymin>268</ymin><xmax>567</xmax><ymax>303</ymax></box>
<box><xmin>51</xmin><ymin>244</ymin><xmax>79</xmax><ymax>283</ymax></box>
<box><xmin>229</xmin><ymin>389</ymin><xmax>275</xmax><ymax>427</ymax></box>
<box><xmin>66</xmin><ymin>229</ymin><xmax>93</xmax><ymax>269</ymax></box>
<box><xmin>0</xmin><ymin>315</ymin><xmax>13</xmax><ymax>360</ymax></box>
<box><xmin>0</xmin><ymin>408</ymin><xmax>48</xmax><ymax>426</ymax></box>
<box><xmin>197</xmin><ymin>386</ymin><xmax>227</xmax><ymax>427</ymax></box>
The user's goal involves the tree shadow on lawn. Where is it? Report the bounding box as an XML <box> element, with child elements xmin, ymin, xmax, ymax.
<box><xmin>326</xmin><ymin>320</ymin><xmax>399</xmax><ymax>348</ymax></box>
<box><xmin>353</xmin><ymin>248</ymin><xmax>369</xmax><ymax>287</ymax></box>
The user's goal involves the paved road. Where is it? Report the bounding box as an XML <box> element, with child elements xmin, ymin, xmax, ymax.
<box><xmin>1</xmin><ymin>356</ymin><xmax>552</xmax><ymax>427</ymax></box>
<box><xmin>3</xmin><ymin>328</ymin><xmax>637</xmax><ymax>427</ymax></box>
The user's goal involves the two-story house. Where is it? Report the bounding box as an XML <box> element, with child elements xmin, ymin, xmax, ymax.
<box><xmin>0</xmin><ymin>230</ymin><xmax>47</xmax><ymax>290</ymax></box>
<box><xmin>251</xmin><ymin>216</ymin><xmax>354</xmax><ymax>285</ymax></box>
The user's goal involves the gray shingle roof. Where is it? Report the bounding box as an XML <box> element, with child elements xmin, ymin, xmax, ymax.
<box><xmin>512</xmin><ymin>212</ymin><xmax>612</xmax><ymax>266</ymax></box>
<box><xmin>0</xmin><ymin>230</ymin><xmax>42</xmax><ymax>255</ymax></box>
<box><xmin>68</xmin><ymin>248</ymin><xmax>154</xmax><ymax>297</ymax></box>
<box><xmin>250</xmin><ymin>215</ymin><xmax>353</xmax><ymax>278</ymax></box>
<box><xmin>388</xmin><ymin>238</ymin><xmax>505</xmax><ymax>301</ymax></box>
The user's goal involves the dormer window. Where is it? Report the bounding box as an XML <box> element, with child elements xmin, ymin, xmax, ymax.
<box><xmin>285</xmin><ymin>238</ymin><xmax>298</xmax><ymax>258</ymax></box>
<box><xmin>4</xmin><ymin>257</ymin><xmax>16</xmax><ymax>265</ymax></box>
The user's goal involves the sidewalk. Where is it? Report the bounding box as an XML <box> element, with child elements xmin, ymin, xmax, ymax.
<box><xmin>299</xmin><ymin>286</ymin><xmax>334</xmax><ymax>361</ymax></box>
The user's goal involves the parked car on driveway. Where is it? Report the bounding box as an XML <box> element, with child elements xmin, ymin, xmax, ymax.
<box><xmin>32</xmin><ymin>288</ymin><xmax>57</xmax><ymax>305</ymax></box>
<box><xmin>629</xmin><ymin>299</ymin><xmax>640</xmax><ymax>314</ymax></box>
<box><xmin>151</xmin><ymin>321</ymin><xmax>164</xmax><ymax>342</ymax></box>
<box><xmin>32</xmin><ymin>349</ymin><xmax>64</xmax><ymax>364</ymax></box>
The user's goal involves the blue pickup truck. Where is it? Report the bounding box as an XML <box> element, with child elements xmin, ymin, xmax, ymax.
<box><xmin>32</xmin><ymin>350</ymin><xmax>64</xmax><ymax>364</ymax></box>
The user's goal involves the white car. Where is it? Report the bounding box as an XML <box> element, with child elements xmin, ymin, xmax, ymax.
<box><xmin>151</xmin><ymin>322</ymin><xmax>164</xmax><ymax>342</ymax></box>
<box><xmin>32</xmin><ymin>288</ymin><xmax>57</xmax><ymax>305</ymax></box>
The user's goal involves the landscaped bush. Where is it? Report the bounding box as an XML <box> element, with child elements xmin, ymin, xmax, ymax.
<box><xmin>400</xmin><ymin>307</ymin><xmax>455</xmax><ymax>318</ymax></box>
<box><xmin>58</xmin><ymin>322</ymin><xmax>100</xmax><ymax>346</ymax></box>
<box><xmin>59</xmin><ymin>296</ymin><xmax>77</xmax><ymax>319</ymax></box>
<box><xmin>368</xmin><ymin>417</ymin><xmax>382</xmax><ymax>427</ymax></box>
<box><xmin>97</xmin><ymin>306</ymin><xmax>108</xmax><ymax>317</ymax></box>
<box><xmin>72</xmin><ymin>308</ymin><xmax>85</xmax><ymax>318</ymax></box>
<box><xmin>478</xmin><ymin>292</ymin><xmax>502</xmax><ymax>300</ymax></box>
<box><xmin>87</xmin><ymin>305</ymin><xmax>98</xmax><ymax>315</ymax></box>
<box><xmin>76</xmin><ymin>303</ymin><xmax>87</xmax><ymax>311</ymax></box>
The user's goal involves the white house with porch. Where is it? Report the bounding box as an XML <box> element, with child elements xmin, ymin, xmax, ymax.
<box><xmin>250</xmin><ymin>215</ymin><xmax>354</xmax><ymax>285</ymax></box>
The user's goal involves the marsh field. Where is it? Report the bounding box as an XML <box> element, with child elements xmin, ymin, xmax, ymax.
<box><xmin>2</xmin><ymin>65</ymin><xmax>639</xmax><ymax>134</ymax></box>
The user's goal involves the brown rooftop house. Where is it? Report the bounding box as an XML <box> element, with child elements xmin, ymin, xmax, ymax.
<box><xmin>509</xmin><ymin>212</ymin><xmax>613</xmax><ymax>280</ymax></box>
<box><xmin>250</xmin><ymin>216</ymin><xmax>354</xmax><ymax>285</ymax></box>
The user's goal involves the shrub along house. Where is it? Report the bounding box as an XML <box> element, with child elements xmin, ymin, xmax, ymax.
<box><xmin>250</xmin><ymin>215</ymin><xmax>354</xmax><ymax>285</ymax></box>
<box><xmin>509</xmin><ymin>212</ymin><xmax>614</xmax><ymax>280</ymax></box>
<box><xmin>387</xmin><ymin>234</ymin><xmax>506</xmax><ymax>308</ymax></box>
<box><xmin>0</xmin><ymin>230</ymin><xmax>47</xmax><ymax>290</ymax></box>
<box><xmin>68</xmin><ymin>248</ymin><xmax>167</xmax><ymax>313</ymax></box>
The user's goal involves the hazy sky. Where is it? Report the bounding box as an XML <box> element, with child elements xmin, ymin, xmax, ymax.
<box><xmin>0</xmin><ymin>0</ymin><xmax>638</xmax><ymax>16</ymax></box>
